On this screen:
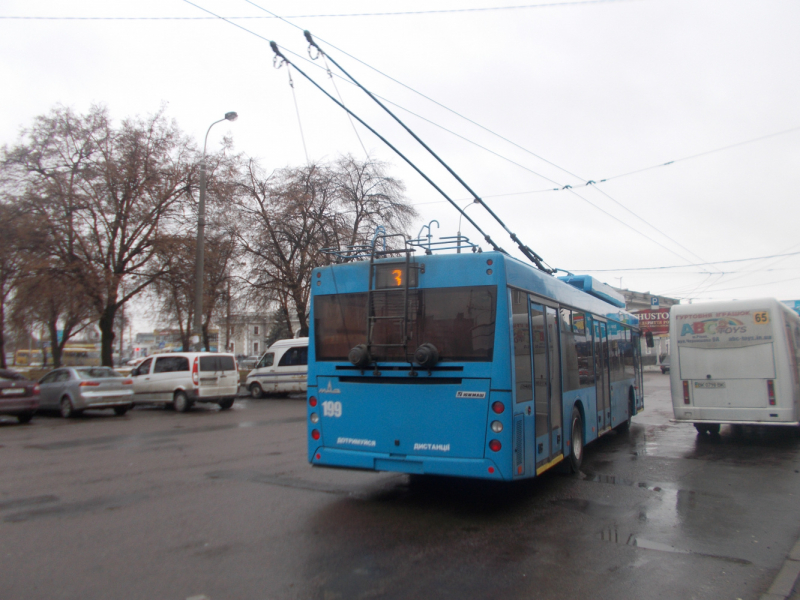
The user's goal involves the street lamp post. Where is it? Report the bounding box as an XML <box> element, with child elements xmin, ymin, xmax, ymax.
<box><xmin>194</xmin><ymin>111</ymin><xmax>238</xmax><ymax>352</ymax></box>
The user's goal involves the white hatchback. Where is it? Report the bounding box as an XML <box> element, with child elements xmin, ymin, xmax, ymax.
<box><xmin>130</xmin><ymin>352</ymin><xmax>239</xmax><ymax>412</ymax></box>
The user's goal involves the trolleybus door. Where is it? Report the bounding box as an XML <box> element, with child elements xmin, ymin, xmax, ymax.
<box><xmin>545</xmin><ymin>306</ymin><xmax>563</xmax><ymax>465</ymax></box>
<box><xmin>594</xmin><ymin>321</ymin><xmax>611</xmax><ymax>433</ymax></box>
<box><xmin>530</xmin><ymin>302</ymin><xmax>563</xmax><ymax>470</ymax></box>
<box><xmin>511</xmin><ymin>289</ymin><xmax>534</xmax><ymax>478</ymax></box>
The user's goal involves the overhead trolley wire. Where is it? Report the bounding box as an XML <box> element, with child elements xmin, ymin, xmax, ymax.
<box><xmin>183</xmin><ymin>0</ymin><xmax>734</xmax><ymax>274</ymax></box>
<box><xmin>302</xmin><ymin>30</ymin><xmax>553</xmax><ymax>273</ymax></box>
<box><xmin>570</xmin><ymin>250</ymin><xmax>800</xmax><ymax>272</ymax></box>
<box><xmin>2</xmin><ymin>1</ymin><xmax>649</xmax><ymax>21</ymax></box>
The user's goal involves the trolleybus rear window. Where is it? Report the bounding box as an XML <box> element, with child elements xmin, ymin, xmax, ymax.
<box><xmin>314</xmin><ymin>285</ymin><xmax>497</xmax><ymax>362</ymax></box>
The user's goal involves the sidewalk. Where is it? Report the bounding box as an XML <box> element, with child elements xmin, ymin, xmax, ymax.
<box><xmin>762</xmin><ymin>537</ymin><xmax>800</xmax><ymax>600</ymax></box>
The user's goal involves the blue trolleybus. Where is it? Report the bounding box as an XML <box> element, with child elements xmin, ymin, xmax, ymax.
<box><xmin>307</xmin><ymin>245</ymin><xmax>643</xmax><ymax>481</ymax></box>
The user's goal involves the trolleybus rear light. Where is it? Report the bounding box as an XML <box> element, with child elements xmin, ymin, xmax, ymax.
<box><xmin>768</xmin><ymin>380</ymin><xmax>776</xmax><ymax>405</ymax></box>
<box><xmin>311</xmin><ymin>429</ymin><xmax>320</xmax><ymax>440</ymax></box>
<box><xmin>491</xmin><ymin>421</ymin><xmax>503</xmax><ymax>433</ymax></box>
<box><xmin>488</xmin><ymin>439</ymin><xmax>502</xmax><ymax>452</ymax></box>
<box><xmin>488</xmin><ymin>467</ymin><xmax>495</xmax><ymax>474</ymax></box>
<box><xmin>310</xmin><ymin>413</ymin><xmax>319</xmax><ymax>423</ymax></box>
<box><xmin>316</xmin><ymin>453</ymin><xmax>321</xmax><ymax>460</ymax></box>
<box><xmin>491</xmin><ymin>401</ymin><xmax>504</xmax><ymax>414</ymax></box>
<box><xmin>682</xmin><ymin>380</ymin><xmax>690</xmax><ymax>404</ymax></box>
<box><xmin>309</xmin><ymin>396</ymin><xmax>317</xmax><ymax>407</ymax></box>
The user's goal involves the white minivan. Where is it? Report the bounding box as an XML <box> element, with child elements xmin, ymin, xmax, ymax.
<box><xmin>130</xmin><ymin>352</ymin><xmax>239</xmax><ymax>412</ymax></box>
<box><xmin>245</xmin><ymin>338</ymin><xmax>308</xmax><ymax>398</ymax></box>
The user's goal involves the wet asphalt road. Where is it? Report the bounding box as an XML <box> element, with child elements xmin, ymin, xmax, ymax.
<box><xmin>1</xmin><ymin>373</ymin><xmax>800</xmax><ymax>600</ymax></box>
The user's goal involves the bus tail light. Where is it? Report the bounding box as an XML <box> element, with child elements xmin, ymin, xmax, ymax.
<box><xmin>192</xmin><ymin>357</ymin><xmax>199</xmax><ymax>387</ymax></box>
<box><xmin>309</xmin><ymin>396</ymin><xmax>317</xmax><ymax>407</ymax></box>
<box><xmin>488</xmin><ymin>439</ymin><xmax>501</xmax><ymax>452</ymax></box>
<box><xmin>682</xmin><ymin>380</ymin><xmax>690</xmax><ymax>404</ymax></box>
<box><xmin>311</xmin><ymin>429</ymin><xmax>321</xmax><ymax>440</ymax></box>
<box><xmin>491</xmin><ymin>401</ymin><xmax>504</xmax><ymax>414</ymax></box>
<box><xmin>768</xmin><ymin>380</ymin><xmax>776</xmax><ymax>405</ymax></box>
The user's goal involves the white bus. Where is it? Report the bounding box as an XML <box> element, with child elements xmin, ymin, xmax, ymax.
<box><xmin>670</xmin><ymin>298</ymin><xmax>800</xmax><ymax>433</ymax></box>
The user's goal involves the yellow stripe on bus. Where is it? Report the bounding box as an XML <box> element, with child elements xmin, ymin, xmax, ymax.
<box><xmin>536</xmin><ymin>453</ymin><xmax>564</xmax><ymax>475</ymax></box>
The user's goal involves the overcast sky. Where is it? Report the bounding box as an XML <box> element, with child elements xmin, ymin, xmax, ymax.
<box><xmin>2</xmin><ymin>0</ymin><xmax>799</xmax><ymax>328</ymax></box>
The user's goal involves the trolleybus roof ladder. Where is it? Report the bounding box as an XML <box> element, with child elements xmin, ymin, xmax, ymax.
<box><xmin>364</xmin><ymin>233</ymin><xmax>421</xmax><ymax>370</ymax></box>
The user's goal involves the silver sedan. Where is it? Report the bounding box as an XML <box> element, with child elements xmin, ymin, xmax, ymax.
<box><xmin>38</xmin><ymin>367</ymin><xmax>134</xmax><ymax>418</ymax></box>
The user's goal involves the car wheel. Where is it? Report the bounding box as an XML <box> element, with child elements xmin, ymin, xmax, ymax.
<box><xmin>250</xmin><ymin>382</ymin><xmax>264</xmax><ymax>399</ymax></box>
<box><xmin>60</xmin><ymin>397</ymin><xmax>76</xmax><ymax>419</ymax></box>
<box><xmin>707</xmin><ymin>423</ymin><xmax>721</xmax><ymax>435</ymax></box>
<box><xmin>173</xmin><ymin>391</ymin><xmax>192</xmax><ymax>413</ymax></box>
<box><xmin>16</xmin><ymin>411</ymin><xmax>34</xmax><ymax>424</ymax></box>
<box><xmin>568</xmin><ymin>406</ymin><xmax>584</xmax><ymax>473</ymax></box>
<box><xmin>113</xmin><ymin>405</ymin><xmax>129</xmax><ymax>416</ymax></box>
<box><xmin>218</xmin><ymin>398</ymin><xmax>234</xmax><ymax>410</ymax></box>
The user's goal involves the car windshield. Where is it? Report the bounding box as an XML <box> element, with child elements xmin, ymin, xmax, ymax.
<box><xmin>76</xmin><ymin>368</ymin><xmax>122</xmax><ymax>379</ymax></box>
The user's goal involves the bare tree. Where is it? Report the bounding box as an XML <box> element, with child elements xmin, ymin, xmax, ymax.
<box><xmin>235</xmin><ymin>161</ymin><xmax>341</xmax><ymax>337</ymax></box>
<box><xmin>0</xmin><ymin>202</ymin><xmax>35</xmax><ymax>368</ymax></box>
<box><xmin>332</xmin><ymin>154</ymin><xmax>416</xmax><ymax>249</ymax></box>
<box><xmin>3</xmin><ymin>105</ymin><xmax>196</xmax><ymax>366</ymax></box>
<box><xmin>234</xmin><ymin>156</ymin><xmax>416</xmax><ymax>336</ymax></box>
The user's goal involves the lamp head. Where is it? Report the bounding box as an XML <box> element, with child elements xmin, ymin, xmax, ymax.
<box><xmin>224</xmin><ymin>111</ymin><xmax>238</xmax><ymax>122</ymax></box>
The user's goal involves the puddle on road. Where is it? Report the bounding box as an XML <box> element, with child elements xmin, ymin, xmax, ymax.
<box><xmin>598</xmin><ymin>526</ymin><xmax>751</xmax><ymax>564</ymax></box>
<box><xmin>581</xmin><ymin>471</ymin><xmax>663</xmax><ymax>492</ymax></box>
<box><xmin>598</xmin><ymin>526</ymin><xmax>689</xmax><ymax>554</ymax></box>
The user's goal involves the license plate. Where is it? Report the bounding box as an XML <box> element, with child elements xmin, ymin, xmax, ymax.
<box><xmin>694</xmin><ymin>381</ymin><xmax>725</xmax><ymax>389</ymax></box>
<box><xmin>2</xmin><ymin>388</ymin><xmax>25</xmax><ymax>395</ymax></box>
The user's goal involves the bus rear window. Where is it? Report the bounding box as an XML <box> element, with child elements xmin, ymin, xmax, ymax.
<box><xmin>315</xmin><ymin>286</ymin><xmax>497</xmax><ymax>362</ymax></box>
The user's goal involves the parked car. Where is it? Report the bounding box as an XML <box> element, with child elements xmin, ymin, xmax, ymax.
<box><xmin>129</xmin><ymin>352</ymin><xmax>239</xmax><ymax>411</ymax></box>
<box><xmin>38</xmin><ymin>367</ymin><xmax>134</xmax><ymax>418</ymax></box>
<box><xmin>0</xmin><ymin>368</ymin><xmax>39</xmax><ymax>423</ymax></box>
<box><xmin>246</xmin><ymin>338</ymin><xmax>308</xmax><ymax>399</ymax></box>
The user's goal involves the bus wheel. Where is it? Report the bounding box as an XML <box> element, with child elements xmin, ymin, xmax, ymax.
<box><xmin>250</xmin><ymin>383</ymin><xmax>264</xmax><ymax>399</ymax></box>
<box><xmin>568</xmin><ymin>407</ymin><xmax>584</xmax><ymax>473</ymax></box>
<box><xmin>617</xmin><ymin>392</ymin><xmax>634</xmax><ymax>432</ymax></box>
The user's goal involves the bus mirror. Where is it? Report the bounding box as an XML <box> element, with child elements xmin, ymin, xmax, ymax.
<box><xmin>645</xmin><ymin>331</ymin><xmax>654</xmax><ymax>348</ymax></box>
<box><xmin>348</xmin><ymin>344</ymin><xmax>371</xmax><ymax>369</ymax></box>
<box><xmin>414</xmin><ymin>343</ymin><xmax>440</xmax><ymax>370</ymax></box>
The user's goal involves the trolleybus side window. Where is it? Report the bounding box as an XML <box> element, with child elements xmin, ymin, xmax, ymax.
<box><xmin>512</xmin><ymin>289</ymin><xmax>533</xmax><ymax>404</ymax></box>
<box><xmin>530</xmin><ymin>304</ymin><xmax>548</xmax><ymax>440</ymax></box>
<box><xmin>561</xmin><ymin>309</ymin><xmax>594</xmax><ymax>391</ymax></box>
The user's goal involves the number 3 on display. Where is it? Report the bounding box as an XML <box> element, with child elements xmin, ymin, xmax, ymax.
<box><xmin>322</xmin><ymin>401</ymin><xmax>342</xmax><ymax>418</ymax></box>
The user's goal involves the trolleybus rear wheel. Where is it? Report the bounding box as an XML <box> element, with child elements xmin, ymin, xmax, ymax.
<box><xmin>568</xmin><ymin>407</ymin><xmax>584</xmax><ymax>473</ymax></box>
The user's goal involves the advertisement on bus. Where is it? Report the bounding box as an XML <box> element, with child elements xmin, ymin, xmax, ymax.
<box><xmin>674</xmin><ymin>308</ymin><xmax>773</xmax><ymax>348</ymax></box>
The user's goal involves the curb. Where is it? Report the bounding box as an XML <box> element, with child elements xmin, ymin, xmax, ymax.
<box><xmin>760</xmin><ymin>538</ymin><xmax>800</xmax><ymax>600</ymax></box>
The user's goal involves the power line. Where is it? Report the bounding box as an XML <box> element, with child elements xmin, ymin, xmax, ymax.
<box><xmin>236</xmin><ymin>0</ymin><xmax>712</xmax><ymax>269</ymax></box>
<box><xmin>570</xmin><ymin>251</ymin><xmax>800</xmax><ymax>272</ymax></box>
<box><xmin>0</xmin><ymin>1</ymin><xmax>647</xmax><ymax>21</ymax></box>
<box><xmin>674</xmin><ymin>275</ymin><xmax>800</xmax><ymax>296</ymax></box>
